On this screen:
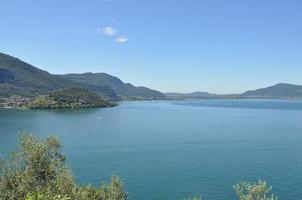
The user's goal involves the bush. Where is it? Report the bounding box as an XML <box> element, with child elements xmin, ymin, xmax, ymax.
<box><xmin>187</xmin><ymin>180</ymin><xmax>277</xmax><ymax>200</ymax></box>
<box><xmin>0</xmin><ymin>134</ymin><xmax>127</xmax><ymax>200</ymax></box>
<box><xmin>234</xmin><ymin>180</ymin><xmax>277</xmax><ymax>200</ymax></box>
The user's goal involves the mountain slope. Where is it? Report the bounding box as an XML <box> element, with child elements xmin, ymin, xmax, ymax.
<box><xmin>61</xmin><ymin>73</ymin><xmax>165</xmax><ymax>100</ymax></box>
<box><xmin>0</xmin><ymin>52</ymin><xmax>118</xmax><ymax>99</ymax></box>
<box><xmin>0</xmin><ymin>53</ymin><xmax>164</xmax><ymax>100</ymax></box>
<box><xmin>0</xmin><ymin>52</ymin><xmax>67</xmax><ymax>97</ymax></box>
<box><xmin>242</xmin><ymin>83</ymin><xmax>302</xmax><ymax>98</ymax></box>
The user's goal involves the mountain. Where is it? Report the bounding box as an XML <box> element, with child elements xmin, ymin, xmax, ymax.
<box><xmin>166</xmin><ymin>83</ymin><xmax>302</xmax><ymax>100</ymax></box>
<box><xmin>0</xmin><ymin>52</ymin><xmax>117</xmax><ymax>99</ymax></box>
<box><xmin>61</xmin><ymin>73</ymin><xmax>166</xmax><ymax>100</ymax></box>
<box><xmin>0</xmin><ymin>52</ymin><xmax>164</xmax><ymax>100</ymax></box>
<box><xmin>241</xmin><ymin>83</ymin><xmax>302</xmax><ymax>99</ymax></box>
<box><xmin>0</xmin><ymin>52</ymin><xmax>68</xmax><ymax>97</ymax></box>
<box><xmin>165</xmin><ymin>91</ymin><xmax>215</xmax><ymax>98</ymax></box>
<box><xmin>2</xmin><ymin>53</ymin><xmax>300</xmax><ymax>101</ymax></box>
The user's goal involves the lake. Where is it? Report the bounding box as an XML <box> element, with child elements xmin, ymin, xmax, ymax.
<box><xmin>0</xmin><ymin>99</ymin><xmax>302</xmax><ymax>200</ymax></box>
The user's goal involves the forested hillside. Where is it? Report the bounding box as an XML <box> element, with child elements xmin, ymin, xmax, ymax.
<box><xmin>0</xmin><ymin>52</ymin><xmax>164</xmax><ymax>100</ymax></box>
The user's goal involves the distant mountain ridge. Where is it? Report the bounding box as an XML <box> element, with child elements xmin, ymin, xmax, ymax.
<box><xmin>242</xmin><ymin>83</ymin><xmax>302</xmax><ymax>98</ymax></box>
<box><xmin>165</xmin><ymin>91</ymin><xmax>215</xmax><ymax>98</ymax></box>
<box><xmin>0</xmin><ymin>52</ymin><xmax>165</xmax><ymax>100</ymax></box>
<box><xmin>166</xmin><ymin>83</ymin><xmax>302</xmax><ymax>100</ymax></box>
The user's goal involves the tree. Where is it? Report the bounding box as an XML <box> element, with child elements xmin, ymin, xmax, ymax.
<box><xmin>0</xmin><ymin>133</ymin><xmax>127</xmax><ymax>200</ymax></box>
<box><xmin>234</xmin><ymin>180</ymin><xmax>278</xmax><ymax>200</ymax></box>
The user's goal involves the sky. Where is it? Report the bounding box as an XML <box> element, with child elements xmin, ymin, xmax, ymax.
<box><xmin>0</xmin><ymin>0</ymin><xmax>302</xmax><ymax>94</ymax></box>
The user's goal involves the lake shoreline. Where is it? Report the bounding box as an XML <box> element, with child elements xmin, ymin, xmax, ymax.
<box><xmin>1</xmin><ymin>96</ymin><xmax>302</xmax><ymax>110</ymax></box>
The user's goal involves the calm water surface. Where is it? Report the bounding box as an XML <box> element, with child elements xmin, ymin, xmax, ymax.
<box><xmin>0</xmin><ymin>99</ymin><xmax>302</xmax><ymax>200</ymax></box>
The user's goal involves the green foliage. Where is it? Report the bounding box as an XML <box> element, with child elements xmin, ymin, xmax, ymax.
<box><xmin>186</xmin><ymin>180</ymin><xmax>278</xmax><ymax>200</ymax></box>
<box><xmin>25</xmin><ymin>88</ymin><xmax>116</xmax><ymax>109</ymax></box>
<box><xmin>25</xmin><ymin>193</ymin><xmax>70</xmax><ymax>200</ymax></box>
<box><xmin>25</xmin><ymin>96</ymin><xmax>57</xmax><ymax>109</ymax></box>
<box><xmin>234</xmin><ymin>180</ymin><xmax>278</xmax><ymax>200</ymax></box>
<box><xmin>0</xmin><ymin>133</ymin><xmax>127</xmax><ymax>200</ymax></box>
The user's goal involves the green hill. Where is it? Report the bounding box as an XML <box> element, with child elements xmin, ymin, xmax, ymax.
<box><xmin>0</xmin><ymin>53</ymin><xmax>118</xmax><ymax>99</ymax></box>
<box><xmin>61</xmin><ymin>73</ymin><xmax>166</xmax><ymax>100</ymax></box>
<box><xmin>242</xmin><ymin>83</ymin><xmax>302</xmax><ymax>99</ymax></box>
<box><xmin>0</xmin><ymin>52</ymin><xmax>68</xmax><ymax>97</ymax></box>
<box><xmin>25</xmin><ymin>88</ymin><xmax>116</xmax><ymax>109</ymax></box>
<box><xmin>0</xmin><ymin>52</ymin><xmax>164</xmax><ymax>100</ymax></box>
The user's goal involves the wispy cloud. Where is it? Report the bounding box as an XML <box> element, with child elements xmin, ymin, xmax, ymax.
<box><xmin>115</xmin><ymin>36</ymin><xmax>128</xmax><ymax>43</ymax></box>
<box><xmin>97</xmin><ymin>26</ymin><xmax>117</xmax><ymax>36</ymax></box>
<box><xmin>97</xmin><ymin>24</ymin><xmax>128</xmax><ymax>44</ymax></box>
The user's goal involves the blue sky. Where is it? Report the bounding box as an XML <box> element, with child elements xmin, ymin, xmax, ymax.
<box><xmin>0</xmin><ymin>0</ymin><xmax>301</xmax><ymax>93</ymax></box>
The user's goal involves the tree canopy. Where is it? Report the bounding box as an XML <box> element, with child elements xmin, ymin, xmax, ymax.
<box><xmin>0</xmin><ymin>134</ymin><xmax>127</xmax><ymax>200</ymax></box>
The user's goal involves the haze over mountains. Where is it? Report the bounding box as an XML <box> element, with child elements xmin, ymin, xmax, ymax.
<box><xmin>0</xmin><ymin>52</ymin><xmax>302</xmax><ymax>100</ymax></box>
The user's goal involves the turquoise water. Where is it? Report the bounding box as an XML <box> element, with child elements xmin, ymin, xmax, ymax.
<box><xmin>0</xmin><ymin>99</ymin><xmax>302</xmax><ymax>199</ymax></box>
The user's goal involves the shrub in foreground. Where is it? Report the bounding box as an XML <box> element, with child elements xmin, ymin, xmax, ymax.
<box><xmin>0</xmin><ymin>134</ymin><xmax>127</xmax><ymax>200</ymax></box>
<box><xmin>234</xmin><ymin>180</ymin><xmax>277</xmax><ymax>200</ymax></box>
<box><xmin>187</xmin><ymin>180</ymin><xmax>277</xmax><ymax>200</ymax></box>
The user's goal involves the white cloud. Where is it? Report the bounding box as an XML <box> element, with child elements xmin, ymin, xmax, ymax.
<box><xmin>115</xmin><ymin>36</ymin><xmax>128</xmax><ymax>43</ymax></box>
<box><xmin>99</xmin><ymin>26</ymin><xmax>117</xmax><ymax>36</ymax></box>
<box><xmin>96</xmin><ymin>25</ymin><xmax>128</xmax><ymax>44</ymax></box>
